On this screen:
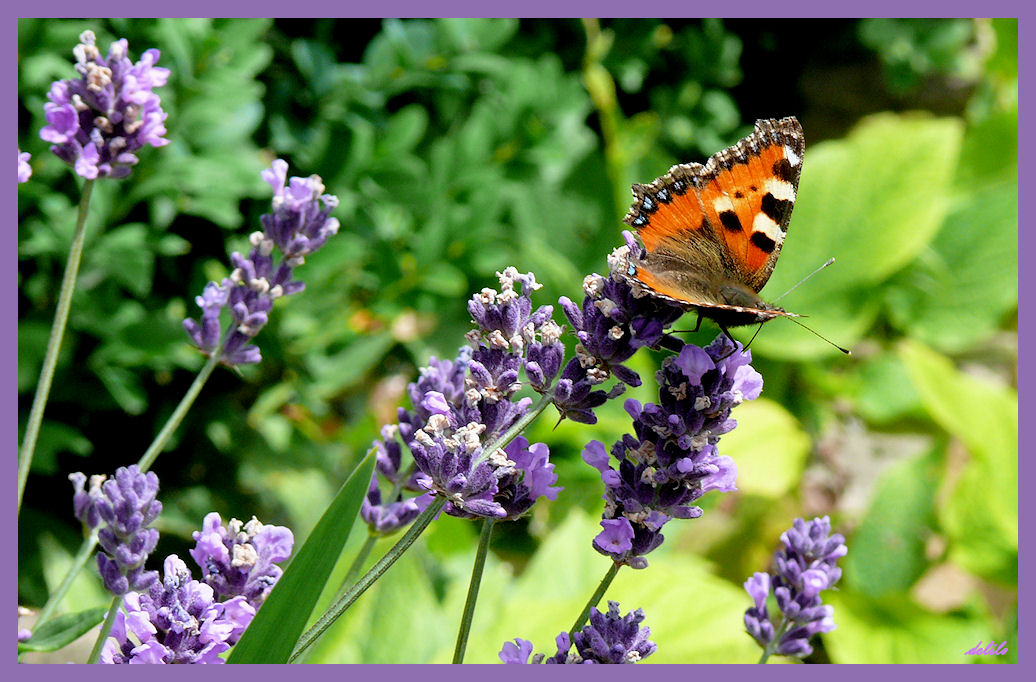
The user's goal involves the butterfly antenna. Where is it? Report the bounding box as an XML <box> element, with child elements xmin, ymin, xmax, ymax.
<box><xmin>785</xmin><ymin>316</ymin><xmax>852</xmax><ymax>355</ymax></box>
<box><xmin>773</xmin><ymin>258</ymin><xmax>837</xmax><ymax>303</ymax></box>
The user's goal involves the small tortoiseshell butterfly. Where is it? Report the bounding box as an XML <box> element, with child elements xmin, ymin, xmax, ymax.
<box><xmin>621</xmin><ymin>117</ymin><xmax>805</xmax><ymax>343</ymax></box>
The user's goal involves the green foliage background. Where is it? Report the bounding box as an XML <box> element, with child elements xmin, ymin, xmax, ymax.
<box><xmin>18</xmin><ymin>18</ymin><xmax>1017</xmax><ymax>663</ymax></box>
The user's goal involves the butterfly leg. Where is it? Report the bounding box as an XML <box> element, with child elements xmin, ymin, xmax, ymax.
<box><xmin>691</xmin><ymin>313</ymin><xmax>703</xmax><ymax>333</ymax></box>
<box><xmin>716</xmin><ymin>325</ymin><xmax>742</xmax><ymax>360</ymax></box>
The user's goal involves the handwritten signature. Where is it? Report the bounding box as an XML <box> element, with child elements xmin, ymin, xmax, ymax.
<box><xmin>965</xmin><ymin>641</ymin><xmax>1009</xmax><ymax>656</ymax></box>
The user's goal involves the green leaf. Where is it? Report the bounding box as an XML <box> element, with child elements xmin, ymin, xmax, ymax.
<box><xmin>18</xmin><ymin>607</ymin><xmax>108</xmax><ymax>653</ymax></box>
<box><xmin>854</xmin><ymin>351</ymin><xmax>924</xmax><ymax>423</ymax></box>
<box><xmin>429</xmin><ymin>511</ymin><xmax>758</xmax><ymax>664</ymax></box>
<box><xmin>304</xmin><ymin>331</ymin><xmax>397</xmax><ymax>399</ymax></box>
<box><xmin>885</xmin><ymin>180</ymin><xmax>1016</xmax><ymax>352</ymax></box>
<box><xmin>843</xmin><ymin>446</ymin><xmax>941</xmax><ymax>596</ymax></box>
<box><xmin>227</xmin><ymin>448</ymin><xmax>377</xmax><ymax>663</ymax></box>
<box><xmin>825</xmin><ymin>591</ymin><xmax>990</xmax><ymax>663</ymax></box>
<box><xmin>720</xmin><ymin>398</ymin><xmax>810</xmax><ymax>498</ymax></box>
<box><xmin>86</xmin><ymin>224</ymin><xmax>155</xmax><ymax>298</ymax></box>
<box><xmin>899</xmin><ymin>341</ymin><xmax>1017</xmax><ymax>583</ymax></box>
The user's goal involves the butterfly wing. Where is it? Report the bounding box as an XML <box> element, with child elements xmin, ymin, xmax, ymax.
<box><xmin>696</xmin><ymin>117</ymin><xmax>804</xmax><ymax>292</ymax></box>
<box><xmin>623</xmin><ymin>117</ymin><xmax>804</xmax><ymax>299</ymax></box>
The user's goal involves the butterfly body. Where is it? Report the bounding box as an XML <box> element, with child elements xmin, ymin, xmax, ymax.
<box><xmin>620</xmin><ymin>117</ymin><xmax>805</xmax><ymax>331</ymax></box>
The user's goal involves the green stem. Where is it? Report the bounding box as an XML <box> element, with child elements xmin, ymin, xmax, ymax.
<box><xmin>87</xmin><ymin>594</ymin><xmax>122</xmax><ymax>664</ymax></box>
<box><xmin>339</xmin><ymin>534</ymin><xmax>378</xmax><ymax>595</ymax></box>
<box><xmin>18</xmin><ymin>179</ymin><xmax>96</xmax><ymax>514</ymax></box>
<box><xmin>32</xmin><ymin>530</ymin><xmax>100</xmax><ymax>633</ymax></box>
<box><xmin>569</xmin><ymin>561</ymin><xmax>621</xmax><ymax>639</ymax></box>
<box><xmin>758</xmin><ymin>649</ymin><xmax>771</xmax><ymax>664</ymax></box>
<box><xmin>336</xmin><ymin>460</ymin><xmax>417</xmax><ymax>595</ymax></box>
<box><xmin>291</xmin><ymin>390</ymin><xmax>554</xmax><ymax>661</ymax></box>
<box><xmin>452</xmin><ymin>518</ymin><xmax>495</xmax><ymax>664</ymax></box>
<box><xmin>30</xmin><ymin>353</ymin><xmax>220</xmax><ymax>633</ymax></box>
<box><xmin>289</xmin><ymin>496</ymin><xmax>447</xmax><ymax>663</ymax></box>
<box><xmin>137</xmin><ymin>350</ymin><xmax>221</xmax><ymax>472</ymax></box>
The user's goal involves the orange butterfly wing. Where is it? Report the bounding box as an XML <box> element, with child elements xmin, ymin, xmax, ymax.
<box><xmin>624</xmin><ymin>117</ymin><xmax>804</xmax><ymax>301</ymax></box>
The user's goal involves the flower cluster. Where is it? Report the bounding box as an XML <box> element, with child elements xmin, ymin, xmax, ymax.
<box><xmin>100</xmin><ymin>556</ymin><xmax>253</xmax><ymax>664</ymax></box>
<box><xmin>183</xmin><ymin>160</ymin><xmax>340</xmax><ymax>366</ymax></box>
<box><xmin>398</xmin><ymin>269</ymin><xmax>562</xmax><ymax>520</ymax></box>
<box><xmin>500</xmin><ymin>601</ymin><xmax>656</xmax><ymax>664</ymax></box>
<box><xmin>744</xmin><ymin>516</ymin><xmax>847</xmax><ymax>659</ymax></box>
<box><xmin>361</xmin><ymin>423</ymin><xmax>435</xmax><ymax>536</ymax></box>
<box><xmin>69</xmin><ymin>465</ymin><xmax>161</xmax><ymax>595</ymax></box>
<box><xmin>360</xmin><ymin>352</ymin><xmax>468</xmax><ymax>535</ymax></box>
<box><xmin>554</xmin><ymin>234</ymin><xmax>684</xmax><ymax>424</ymax></box>
<box><xmin>583</xmin><ymin>335</ymin><xmax>761</xmax><ymax>568</ymax></box>
<box><xmin>461</xmin><ymin>268</ymin><xmax>561</xmax><ymax>439</ymax></box>
<box><xmin>100</xmin><ymin>514</ymin><xmax>294</xmax><ymax>664</ymax></box>
<box><xmin>189</xmin><ymin>513</ymin><xmax>294</xmax><ymax>609</ymax></box>
<box><xmin>40</xmin><ymin>30</ymin><xmax>168</xmax><ymax>179</ymax></box>
<box><xmin>18</xmin><ymin>149</ymin><xmax>31</xmax><ymax>183</ymax></box>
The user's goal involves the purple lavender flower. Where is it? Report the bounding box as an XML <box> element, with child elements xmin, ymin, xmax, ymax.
<box><xmin>361</xmin><ymin>424</ymin><xmax>435</xmax><ymax>536</ymax></box>
<box><xmin>100</xmin><ymin>555</ymin><xmax>253</xmax><ymax>664</ymax></box>
<box><xmin>70</xmin><ymin>465</ymin><xmax>161</xmax><ymax>595</ymax></box>
<box><xmin>18</xmin><ymin>149</ymin><xmax>31</xmax><ymax>183</ymax></box>
<box><xmin>488</xmin><ymin>435</ymin><xmax>562</xmax><ymax>520</ymax></box>
<box><xmin>40</xmin><ymin>30</ymin><xmax>168</xmax><ymax>179</ymax></box>
<box><xmin>499</xmin><ymin>637</ymin><xmax>536</xmax><ymax>663</ymax></box>
<box><xmin>499</xmin><ymin>602</ymin><xmax>656</xmax><ymax>664</ymax></box>
<box><xmin>459</xmin><ymin>268</ymin><xmax>558</xmax><ymax>440</ymax></box>
<box><xmin>409</xmin><ymin>420</ymin><xmax>507</xmax><ymax>519</ymax></box>
<box><xmin>189</xmin><ymin>513</ymin><xmax>294</xmax><ymax>611</ymax></box>
<box><xmin>361</xmin><ymin>351</ymin><xmax>468</xmax><ymax>536</ymax></box>
<box><xmin>583</xmin><ymin>335</ymin><xmax>760</xmax><ymax>568</ymax></box>
<box><xmin>744</xmin><ymin>516</ymin><xmax>847</xmax><ymax>659</ymax></box>
<box><xmin>361</xmin><ymin>478</ymin><xmax>434</xmax><ymax>535</ymax></box>
<box><xmin>388</xmin><ymin>269</ymin><xmax>562</xmax><ymax>521</ymax></box>
<box><xmin>183</xmin><ymin>160</ymin><xmax>339</xmax><ymax>366</ymax></box>
<box><xmin>553</xmin><ymin>237</ymin><xmax>684</xmax><ymax>424</ymax></box>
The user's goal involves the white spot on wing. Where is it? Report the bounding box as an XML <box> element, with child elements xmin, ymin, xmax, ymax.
<box><xmin>764</xmin><ymin>178</ymin><xmax>796</xmax><ymax>202</ymax></box>
<box><xmin>713</xmin><ymin>195</ymin><xmax>735</xmax><ymax>213</ymax></box>
<box><xmin>785</xmin><ymin>146</ymin><xmax>801</xmax><ymax>167</ymax></box>
<box><xmin>752</xmin><ymin>212</ymin><xmax>783</xmax><ymax>242</ymax></box>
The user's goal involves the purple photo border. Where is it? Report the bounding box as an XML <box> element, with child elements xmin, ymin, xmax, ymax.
<box><xmin>9</xmin><ymin>3</ymin><xmax>1029</xmax><ymax>681</ymax></box>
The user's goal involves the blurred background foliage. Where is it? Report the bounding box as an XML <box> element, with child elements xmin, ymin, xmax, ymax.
<box><xmin>18</xmin><ymin>18</ymin><xmax>1016</xmax><ymax>663</ymax></box>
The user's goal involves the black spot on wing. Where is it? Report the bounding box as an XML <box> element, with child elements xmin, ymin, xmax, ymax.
<box><xmin>773</xmin><ymin>158</ymin><xmax>795</xmax><ymax>184</ymax></box>
<box><xmin>761</xmin><ymin>193</ymin><xmax>794</xmax><ymax>230</ymax></box>
<box><xmin>750</xmin><ymin>231</ymin><xmax>777</xmax><ymax>254</ymax></box>
<box><xmin>719</xmin><ymin>210</ymin><xmax>742</xmax><ymax>233</ymax></box>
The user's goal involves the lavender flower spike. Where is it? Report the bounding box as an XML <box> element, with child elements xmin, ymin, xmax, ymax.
<box><xmin>18</xmin><ymin>149</ymin><xmax>31</xmax><ymax>183</ymax></box>
<box><xmin>40</xmin><ymin>30</ymin><xmax>169</xmax><ymax>179</ymax></box>
<box><xmin>183</xmin><ymin>160</ymin><xmax>339</xmax><ymax>366</ymax></box>
<box><xmin>189</xmin><ymin>513</ymin><xmax>294</xmax><ymax>612</ymax></box>
<box><xmin>70</xmin><ymin>465</ymin><xmax>162</xmax><ymax>595</ymax></box>
<box><xmin>100</xmin><ymin>555</ymin><xmax>253</xmax><ymax>664</ymax></box>
<box><xmin>585</xmin><ymin>334</ymin><xmax>759</xmax><ymax>568</ymax></box>
<box><xmin>553</xmin><ymin>237</ymin><xmax>684</xmax><ymax>424</ymax></box>
<box><xmin>744</xmin><ymin>516</ymin><xmax>847</xmax><ymax>660</ymax></box>
<box><xmin>500</xmin><ymin>601</ymin><xmax>656</xmax><ymax>664</ymax></box>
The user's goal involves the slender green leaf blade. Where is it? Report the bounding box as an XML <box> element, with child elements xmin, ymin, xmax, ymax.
<box><xmin>228</xmin><ymin>448</ymin><xmax>377</xmax><ymax>663</ymax></box>
<box><xmin>18</xmin><ymin>607</ymin><xmax>108</xmax><ymax>653</ymax></box>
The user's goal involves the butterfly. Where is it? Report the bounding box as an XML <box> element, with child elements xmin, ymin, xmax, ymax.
<box><xmin>620</xmin><ymin>117</ymin><xmax>805</xmax><ymax>346</ymax></box>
